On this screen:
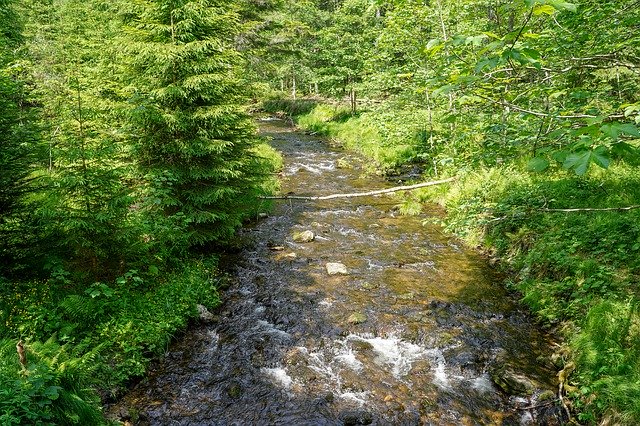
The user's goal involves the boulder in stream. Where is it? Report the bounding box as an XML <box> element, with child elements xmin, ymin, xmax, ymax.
<box><xmin>326</xmin><ymin>262</ymin><xmax>348</xmax><ymax>275</ymax></box>
<box><xmin>197</xmin><ymin>304</ymin><xmax>215</xmax><ymax>322</ymax></box>
<box><xmin>293</xmin><ymin>230</ymin><xmax>315</xmax><ymax>243</ymax></box>
<box><xmin>490</xmin><ymin>365</ymin><xmax>536</xmax><ymax>396</ymax></box>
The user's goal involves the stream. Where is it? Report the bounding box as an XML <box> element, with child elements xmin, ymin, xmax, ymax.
<box><xmin>110</xmin><ymin>119</ymin><xmax>566</xmax><ymax>425</ymax></box>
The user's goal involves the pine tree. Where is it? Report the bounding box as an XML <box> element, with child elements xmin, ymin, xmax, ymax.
<box><xmin>0</xmin><ymin>0</ymin><xmax>42</xmax><ymax>276</ymax></box>
<box><xmin>127</xmin><ymin>0</ymin><xmax>267</xmax><ymax>246</ymax></box>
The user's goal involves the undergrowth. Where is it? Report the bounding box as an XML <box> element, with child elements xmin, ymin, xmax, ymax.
<box><xmin>267</xmin><ymin>96</ymin><xmax>640</xmax><ymax>424</ymax></box>
<box><xmin>424</xmin><ymin>166</ymin><xmax>640</xmax><ymax>424</ymax></box>
<box><xmin>0</xmin><ymin>259</ymin><xmax>222</xmax><ymax>425</ymax></box>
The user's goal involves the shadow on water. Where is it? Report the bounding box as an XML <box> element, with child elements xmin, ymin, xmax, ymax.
<box><xmin>108</xmin><ymin>119</ymin><xmax>567</xmax><ymax>425</ymax></box>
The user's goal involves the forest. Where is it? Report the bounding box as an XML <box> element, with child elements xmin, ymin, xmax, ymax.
<box><xmin>1</xmin><ymin>0</ymin><xmax>639</xmax><ymax>424</ymax></box>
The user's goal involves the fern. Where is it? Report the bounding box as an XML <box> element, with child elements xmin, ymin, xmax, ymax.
<box><xmin>0</xmin><ymin>338</ymin><xmax>104</xmax><ymax>425</ymax></box>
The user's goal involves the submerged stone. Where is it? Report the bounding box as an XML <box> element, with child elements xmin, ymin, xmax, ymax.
<box><xmin>197</xmin><ymin>304</ymin><xmax>215</xmax><ymax>322</ymax></box>
<box><xmin>340</xmin><ymin>410</ymin><xmax>373</xmax><ymax>425</ymax></box>
<box><xmin>293</xmin><ymin>230</ymin><xmax>315</xmax><ymax>243</ymax></box>
<box><xmin>490</xmin><ymin>366</ymin><xmax>536</xmax><ymax>396</ymax></box>
<box><xmin>326</xmin><ymin>262</ymin><xmax>348</xmax><ymax>275</ymax></box>
<box><xmin>347</xmin><ymin>312</ymin><xmax>367</xmax><ymax>324</ymax></box>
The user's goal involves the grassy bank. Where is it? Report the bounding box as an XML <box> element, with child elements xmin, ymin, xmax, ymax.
<box><xmin>1</xmin><ymin>259</ymin><xmax>222</xmax><ymax>425</ymax></box>
<box><xmin>264</xmin><ymin>98</ymin><xmax>640</xmax><ymax>424</ymax></box>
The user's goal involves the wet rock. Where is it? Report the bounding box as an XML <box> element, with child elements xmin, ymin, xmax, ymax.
<box><xmin>326</xmin><ymin>262</ymin><xmax>348</xmax><ymax>275</ymax></box>
<box><xmin>227</xmin><ymin>383</ymin><xmax>242</xmax><ymax>399</ymax></box>
<box><xmin>535</xmin><ymin>401</ymin><xmax>570</xmax><ymax>425</ymax></box>
<box><xmin>350</xmin><ymin>339</ymin><xmax>374</xmax><ymax>352</ymax></box>
<box><xmin>340</xmin><ymin>409</ymin><xmax>373</xmax><ymax>425</ymax></box>
<box><xmin>538</xmin><ymin>390</ymin><xmax>556</xmax><ymax>401</ymax></box>
<box><xmin>490</xmin><ymin>365</ymin><xmax>535</xmax><ymax>396</ymax></box>
<box><xmin>275</xmin><ymin>251</ymin><xmax>297</xmax><ymax>261</ymax></box>
<box><xmin>347</xmin><ymin>312</ymin><xmax>367</xmax><ymax>325</ymax></box>
<box><xmin>396</xmin><ymin>292</ymin><xmax>415</xmax><ymax>300</ymax></box>
<box><xmin>360</xmin><ymin>282</ymin><xmax>378</xmax><ymax>290</ymax></box>
<box><xmin>336</xmin><ymin>158</ymin><xmax>352</xmax><ymax>169</ymax></box>
<box><xmin>293</xmin><ymin>230</ymin><xmax>315</xmax><ymax>243</ymax></box>
<box><xmin>197</xmin><ymin>304</ymin><xmax>215</xmax><ymax>322</ymax></box>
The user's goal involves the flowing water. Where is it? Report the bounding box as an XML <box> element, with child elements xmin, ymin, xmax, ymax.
<box><xmin>110</xmin><ymin>119</ymin><xmax>566</xmax><ymax>425</ymax></box>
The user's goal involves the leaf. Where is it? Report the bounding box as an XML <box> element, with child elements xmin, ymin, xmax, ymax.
<box><xmin>527</xmin><ymin>157</ymin><xmax>550</xmax><ymax>172</ymax></box>
<box><xmin>591</xmin><ymin>146</ymin><xmax>611</xmax><ymax>169</ymax></box>
<box><xmin>43</xmin><ymin>386</ymin><xmax>62</xmax><ymax>400</ymax></box>
<box><xmin>433</xmin><ymin>84</ymin><xmax>455</xmax><ymax>96</ymax></box>
<box><xmin>524</xmin><ymin>0</ymin><xmax>544</xmax><ymax>7</ymax></box>
<box><xmin>426</xmin><ymin>38</ymin><xmax>441</xmax><ymax>50</ymax></box>
<box><xmin>533</xmin><ymin>4</ymin><xmax>556</xmax><ymax>15</ymax></box>
<box><xmin>475</xmin><ymin>56</ymin><xmax>500</xmax><ymax>72</ymax></box>
<box><xmin>615</xmin><ymin>123</ymin><xmax>640</xmax><ymax>137</ymax></box>
<box><xmin>547</xmin><ymin>0</ymin><xmax>577</xmax><ymax>12</ymax></box>
<box><xmin>552</xmin><ymin>150</ymin><xmax>569</xmax><ymax>163</ymax></box>
<box><xmin>563</xmin><ymin>151</ymin><xmax>591</xmax><ymax>175</ymax></box>
<box><xmin>521</xmin><ymin>48</ymin><xmax>541</xmax><ymax>60</ymax></box>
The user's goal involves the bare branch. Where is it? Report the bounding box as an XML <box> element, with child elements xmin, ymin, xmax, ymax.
<box><xmin>260</xmin><ymin>177</ymin><xmax>457</xmax><ymax>201</ymax></box>
<box><xmin>476</xmin><ymin>94</ymin><xmax>625</xmax><ymax>120</ymax></box>
<box><xmin>540</xmin><ymin>205</ymin><xmax>640</xmax><ymax>213</ymax></box>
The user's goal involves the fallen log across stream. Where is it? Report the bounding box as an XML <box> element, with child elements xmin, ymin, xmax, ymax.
<box><xmin>260</xmin><ymin>176</ymin><xmax>456</xmax><ymax>201</ymax></box>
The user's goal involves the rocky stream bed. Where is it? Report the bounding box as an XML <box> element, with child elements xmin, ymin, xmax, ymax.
<box><xmin>109</xmin><ymin>119</ymin><xmax>567</xmax><ymax>425</ymax></box>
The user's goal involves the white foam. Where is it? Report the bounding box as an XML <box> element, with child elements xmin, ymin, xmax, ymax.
<box><xmin>366</xmin><ymin>259</ymin><xmax>385</xmax><ymax>270</ymax></box>
<box><xmin>262</xmin><ymin>367</ymin><xmax>293</xmax><ymax>389</ymax></box>
<box><xmin>334</xmin><ymin>347</ymin><xmax>363</xmax><ymax>372</ymax></box>
<box><xmin>285</xmin><ymin>161</ymin><xmax>335</xmax><ymax>176</ymax></box>
<box><xmin>349</xmin><ymin>334</ymin><xmax>427</xmax><ymax>378</ymax></box>
<box><xmin>339</xmin><ymin>391</ymin><xmax>369</xmax><ymax>404</ymax></box>
<box><xmin>318</xmin><ymin>299</ymin><xmax>334</xmax><ymax>308</ymax></box>
<box><xmin>520</xmin><ymin>411</ymin><xmax>534</xmax><ymax>425</ymax></box>
<box><xmin>427</xmin><ymin>348</ymin><xmax>450</xmax><ymax>389</ymax></box>
<box><xmin>470</xmin><ymin>374</ymin><xmax>494</xmax><ymax>394</ymax></box>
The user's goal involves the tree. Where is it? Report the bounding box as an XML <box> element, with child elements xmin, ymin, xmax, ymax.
<box><xmin>0</xmin><ymin>0</ymin><xmax>43</xmax><ymax>276</ymax></box>
<box><xmin>127</xmin><ymin>0</ymin><xmax>269</xmax><ymax>246</ymax></box>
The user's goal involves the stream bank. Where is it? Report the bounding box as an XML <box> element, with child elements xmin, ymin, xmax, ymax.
<box><xmin>109</xmin><ymin>119</ymin><xmax>566</xmax><ymax>425</ymax></box>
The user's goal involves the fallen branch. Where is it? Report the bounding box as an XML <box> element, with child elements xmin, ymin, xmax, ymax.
<box><xmin>260</xmin><ymin>177</ymin><xmax>456</xmax><ymax>201</ymax></box>
<box><xmin>540</xmin><ymin>205</ymin><xmax>640</xmax><ymax>213</ymax></box>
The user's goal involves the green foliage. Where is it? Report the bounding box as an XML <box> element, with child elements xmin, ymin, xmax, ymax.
<box><xmin>422</xmin><ymin>164</ymin><xmax>640</xmax><ymax>422</ymax></box>
<box><xmin>1</xmin><ymin>259</ymin><xmax>222</xmax><ymax>416</ymax></box>
<box><xmin>0</xmin><ymin>338</ymin><xmax>103</xmax><ymax>425</ymax></box>
<box><xmin>0</xmin><ymin>0</ymin><xmax>43</xmax><ymax>277</ymax></box>
<box><xmin>296</xmin><ymin>103</ymin><xmax>423</xmax><ymax>173</ymax></box>
<box><xmin>127</xmin><ymin>0</ymin><xmax>272</xmax><ymax>246</ymax></box>
<box><xmin>572</xmin><ymin>300</ymin><xmax>640</xmax><ymax>424</ymax></box>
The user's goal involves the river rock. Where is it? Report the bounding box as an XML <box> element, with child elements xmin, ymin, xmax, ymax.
<box><xmin>197</xmin><ymin>304</ymin><xmax>215</xmax><ymax>322</ymax></box>
<box><xmin>293</xmin><ymin>230</ymin><xmax>315</xmax><ymax>243</ymax></box>
<box><xmin>347</xmin><ymin>312</ymin><xmax>367</xmax><ymax>324</ymax></box>
<box><xmin>340</xmin><ymin>409</ymin><xmax>373</xmax><ymax>425</ymax></box>
<box><xmin>490</xmin><ymin>365</ymin><xmax>535</xmax><ymax>396</ymax></box>
<box><xmin>326</xmin><ymin>262</ymin><xmax>348</xmax><ymax>275</ymax></box>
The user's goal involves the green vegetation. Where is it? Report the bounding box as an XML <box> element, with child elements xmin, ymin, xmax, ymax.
<box><xmin>257</xmin><ymin>0</ymin><xmax>640</xmax><ymax>423</ymax></box>
<box><xmin>3</xmin><ymin>0</ymin><xmax>639</xmax><ymax>423</ymax></box>
<box><xmin>1</xmin><ymin>0</ymin><xmax>279</xmax><ymax>423</ymax></box>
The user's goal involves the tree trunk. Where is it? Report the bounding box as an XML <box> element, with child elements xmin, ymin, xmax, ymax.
<box><xmin>292</xmin><ymin>74</ymin><xmax>297</xmax><ymax>100</ymax></box>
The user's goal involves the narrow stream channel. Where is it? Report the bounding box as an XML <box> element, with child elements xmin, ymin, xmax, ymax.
<box><xmin>110</xmin><ymin>119</ymin><xmax>566</xmax><ymax>425</ymax></box>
